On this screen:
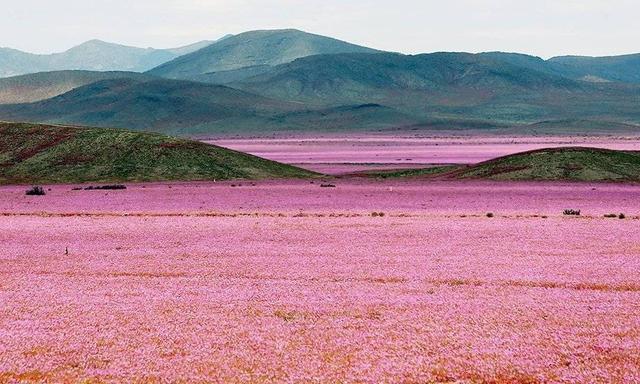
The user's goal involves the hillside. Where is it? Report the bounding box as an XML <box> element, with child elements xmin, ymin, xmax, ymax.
<box><xmin>549</xmin><ymin>54</ymin><xmax>640</xmax><ymax>83</ymax></box>
<box><xmin>0</xmin><ymin>70</ymin><xmax>152</xmax><ymax>104</ymax></box>
<box><xmin>361</xmin><ymin>147</ymin><xmax>640</xmax><ymax>182</ymax></box>
<box><xmin>148</xmin><ymin>29</ymin><xmax>379</xmax><ymax>82</ymax></box>
<box><xmin>0</xmin><ymin>39</ymin><xmax>215</xmax><ymax>78</ymax></box>
<box><xmin>235</xmin><ymin>51</ymin><xmax>640</xmax><ymax>123</ymax></box>
<box><xmin>0</xmin><ymin>121</ymin><xmax>315</xmax><ymax>184</ymax></box>
<box><xmin>452</xmin><ymin>147</ymin><xmax>640</xmax><ymax>181</ymax></box>
<box><xmin>236</xmin><ymin>52</ymin><xmax>585</xmax><ymax>107</ymax></box>
<box><xmin>0</xmin><ymin>78</ymin><xmax>298</xmax><ymax>134</ymax></box>
<box><xmin>0</xmin><ymin>78</ymin><xmax>426</xmax><ymax>135</ymax></box>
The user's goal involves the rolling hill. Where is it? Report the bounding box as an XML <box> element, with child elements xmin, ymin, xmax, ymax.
<box><xmin>147</xmin><ymin>29</ymin><xmax>379</xmax><ymax>82</ymax></box>
<box><xmin>480</xmin><ymin>52</ymin><xmax>640</xmax><ymax>84</ymax></box>
<box><xmin>366</xmin><ymin>147</ymin><xmax>640</xmax><ymax>182</ymax></box>
<box><xmin>234</xmin><ymin>51</ymin><xmax>640</xmax><ymax>124</ymax></box>
<box><xmin>1</xmin><ymin>29</ymin><xmax>640</xmax><ymax>135</ymax></box>
<box><xmin>0</xmin><ymin>70</ymin><xmax>153</xmax><ymax>104</ymax></box>
<box><xmin>0</xmin><ymin>121</ymin><xmax>315</xmax><ymax>184</ymax></box>
<box><xmin>0</xmin><ymin>78</ymin><xmax>426</xmax><ymax>135</ymax></box>
<box><xmin>0</xmin><ymin>39</ymin><xmax>216</xmax><ymax>78</ymax></box>
<box><xmin>0</xmin><ymin>78</ymin><xmax>299</xmax><ymax>135</ymax></box>
<box><xmin>453</xmin><ymin>147</ymin><xmax>640</xmax><ymax>181</ymax></box>
<box><xmin>235</xmin><ymin>52</ymin><xmax>585</xmax><ymax>104</ymax></box>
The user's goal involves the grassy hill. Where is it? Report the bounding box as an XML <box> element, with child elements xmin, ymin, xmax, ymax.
<box><xmin>366</xmin><ymin>148</ymin><xmax>640</xmax><ymax>182</ymax></box>
<box><xmin>148</xmin><ymin>29</ymin><xmax>379</xmax><ymax>82</ymax></box>
<box><xmin>0</xmin><ymin>70</ymin><xmax>152</xmax><ymax>104</ymax></box>
<box><xmin>452</xmin><ymin>147</ymin><xmax>640</xmax><ymax>182</ymax></box>
<box><xmin>0</xmin><ymin>122</ymin><xmax>315</xmax><ymax>184</ymax></box>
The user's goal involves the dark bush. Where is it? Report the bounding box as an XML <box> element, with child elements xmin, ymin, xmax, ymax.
<box><xmin>84</xmin><ymin>185</ymin><xmax>127</xmax><ymax>190</ymax></box>
<box><xmin>604</xmin><ymin>213</ymin><xmax>617</xmax><ymax>218</ymax></box>
<box><xmin>563</xmin><ymin>209</ymin><xmax>581</xmax><ymax>216</ymax></box>
<box><xmin>25</xmin><ymin>186</ymin><xmax>46</xmax><ymax>196</ymax></box>
<box><xmin>619</xmin><ymin>213</ymin><xmax>626</xmax><ymax>219</ymax></box>
<box><xmin>486</xmin><ymin>212</ymin><xmax>494</xmax><ymax>218</ymax></box>
<box><xmin>320</xmin><ymin>184</ymin><xmax>336</xmax><ymax>188</ymax></box>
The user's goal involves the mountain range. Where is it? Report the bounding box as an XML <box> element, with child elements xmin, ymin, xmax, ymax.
<box><xmin>0</xmin><ymin>39</ymin><xmax>220</xmax><ymax>77</ymax></box>
<box><xmin>0</xmin><ymin>29</ymin><xmax>639</xmax><ymax>136</ymax></box>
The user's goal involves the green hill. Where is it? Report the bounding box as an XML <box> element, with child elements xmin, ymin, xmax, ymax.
<box><xmin>369</xmin><ymin>148</ymin><xmax>640</xmax><ymax>182</ymax></box>
<box><xmin>451</xmin><ymin>147</ymin><xmax>640</xmax><ymax>182</ymax></box>
<box><xmin>148</xmin><ymin>29</ymin><xmax>379</xmax><ymax>82</ymax></box>
<box><xmin>0</xmin><ymin>121</ymin><xmax>315</xmax><ymax>184</ymax></box>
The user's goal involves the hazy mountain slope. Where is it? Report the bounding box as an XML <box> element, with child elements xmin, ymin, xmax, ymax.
<box><xmin>147</xmin><ymin>29</ymin><xmax>379</xmax><ymax>81</ymax></box>
<box><xmin>2</xmin><ymin>48</ymin><xmax>639</xmax><ymax>135</ymax></box>
<box><xmin>481</xmin><ymin>52</ymin><xmax>640</xmax><ymax>83</ymax></box>
<box><xmin>0</xmin><ymin>78</ymin><xmax>300</xmax><ymax>134</ymax></box>
<box><xmin>0</xmin><ymin>121</ymin><xmax>315</xmax><ymax>184</ymax></box>
<box><xmin>0</xmin><ymin>77</ymin><xmax>421</xmax><ymax>135</ymax></box>
<box><xmin>236</xmin><ymin>52</ymin><xmax>584</xmax><ymax>102</ymax></box>
<box><xmin>0</xmin><ymin>40</ymin><xmax>216</xmax><ymax>77</ymax></box>
<box><xmin>235</xmin><ymin>51</ymin><xmax>640</xmax><ymax>123</ymax></box>
<box><xmin>166</xmin><ymin>40</ymin><xmax>216</xmax><ymax>56</ymax></box>
<box><xmin>548</xmin><ymin>54</ymin><xmax>640</xmax><ymax>83</ymax></box>
<box><xmin>0</xmin><ymin>70</ymin><xmax>153</xmax><ymax>104</ymax></box>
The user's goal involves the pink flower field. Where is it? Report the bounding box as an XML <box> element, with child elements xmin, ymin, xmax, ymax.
<box><xmin>211</xmin><ymin>135</ymin><xmax>640</xmax><ymax>175</ymax></box>
<box><xmin>1</xmin><ymin>180</ymin><xmax>640</xmax><ymax>383</ymax></box>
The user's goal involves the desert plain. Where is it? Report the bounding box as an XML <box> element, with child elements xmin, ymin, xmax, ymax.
<box><xmin>1</xmin><ymin>136</ymin><xmax>640</xmax><ymax>383</ymax></box>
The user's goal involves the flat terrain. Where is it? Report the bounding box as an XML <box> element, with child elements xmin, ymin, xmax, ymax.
<box><xmin>1</xmin><ymin>179</ymin><xmax>639</xmax><ymax>382</ymax></box>
<box><xmin>212</xmin><ymin>135</ymin><xmax>640</xmax><ymax>175</ymax></box>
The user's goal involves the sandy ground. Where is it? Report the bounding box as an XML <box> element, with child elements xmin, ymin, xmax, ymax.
<box><xmin>1</xmin><ymin>179</ymin><xmax>640</xmax><ymax>383</ymax></box>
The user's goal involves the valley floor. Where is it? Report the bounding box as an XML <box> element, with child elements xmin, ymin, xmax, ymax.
<box><xmin>1</xmin><ymin>179</ymin><xmax>639</xmax><ymax>382</ymax></box>
<box><xmin>211</xmin><ymin>135</ymin><xmax>640</xmax><ymax>175</ymax></box>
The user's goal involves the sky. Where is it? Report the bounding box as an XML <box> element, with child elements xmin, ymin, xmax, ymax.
<box><xmin>2</xmin><ymin>0</ymin><xmax>638</xmax><ymax>58</ymax></box>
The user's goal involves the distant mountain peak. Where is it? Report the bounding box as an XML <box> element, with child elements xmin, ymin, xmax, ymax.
<box><xmin>147</xmin><ymin>28</ymin><xmax>380</xmax><ymax>80</ymax></box>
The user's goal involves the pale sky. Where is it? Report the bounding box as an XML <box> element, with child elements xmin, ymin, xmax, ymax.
<box><xmin>2</xmin><ymin>0</ymin><xmax>638</xmax><ymax>58</ymax></box>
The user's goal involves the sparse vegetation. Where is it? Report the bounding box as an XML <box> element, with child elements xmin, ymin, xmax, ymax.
<box><xmin>73</xmin><ymin>185</ymin><xmax>127</xmax><ymax>191</ymax></box>
<box><xmin>453</xmin><ymin>147</ymin><xmax>640</xmax><ymax>182</ymax></box>
<box><xmin>25</xmin><ymin>186</ymin><xmax>46</xmax><ymax>196</ymax></box>
<box><xmin>0</xmin><ymin>122</ymin><xmax>317</xmax><ymax>185</ymax></box>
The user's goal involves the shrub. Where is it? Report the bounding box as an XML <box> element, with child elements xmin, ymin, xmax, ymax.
<box><xmin>563</xmin><ymin>209</ymin><xmax>581</xmax><ymax>216</ymax></box>
<box><xmin>604</xmin><ymin>213</ymin><xmax>617</xmax><ymax>218</ymax></box>
<box><xmin>25</xmin><ymin>186</ymin><xmax>46</xmax><ymax>196</ymax></box>
<box><xmin>73</xmin><ymin>185</ymin><xmax>127</xmax><ymax>191</ymax></box>
<box><xmin>371</xmin><ymin>212</ymin><xmax>385</xmax><ymax>217</ymax></box>
<box><xmin>619</xmin><ymin>213</ymin><xmax>626</xmax><ymax>219</ymax></box>
<box><xmin>486</xmin><ymin>212</ymin><xmax>494</xmax><ymax>218</ymax></box>
<box><xmin>320</xmin><ymin>184</ymin><xmax>336</xmax><ymax>188</ymax></box>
